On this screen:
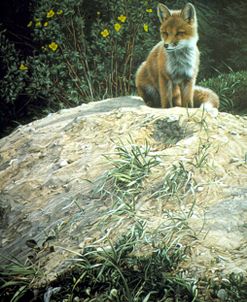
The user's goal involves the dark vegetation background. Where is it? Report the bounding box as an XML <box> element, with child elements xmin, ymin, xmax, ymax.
<box><xmin>0</xmin><ymin>0</ymin><xmax>247</xmax><ymax>138</ymax></box>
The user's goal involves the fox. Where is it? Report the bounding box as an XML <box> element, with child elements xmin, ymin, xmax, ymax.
<box><xmin>135</xmin><ymin>2</ymin><xmax>219</xmax><ymax>111</ymax></box>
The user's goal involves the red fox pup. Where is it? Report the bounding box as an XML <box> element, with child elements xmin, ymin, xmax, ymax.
<box><xmin>135</xmin><ymin>2</ymin><xmax>219</xmax><ymax>110</ymax></box>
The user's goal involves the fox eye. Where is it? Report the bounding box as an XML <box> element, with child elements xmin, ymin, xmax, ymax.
<box><xmin>162</xmin><ymin>31</ymin><xmax>168</xmax><ymax>35</ymax></box>
<box><xmin>176</xmin><ymin>31</ymin><xmax>185</xmax><ymax>36</ymax></box>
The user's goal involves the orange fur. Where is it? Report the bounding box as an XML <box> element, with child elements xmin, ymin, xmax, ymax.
<box><xmin>135</xmin><ymin>2</ymin><xmax>219</xmax><ymax>109</ymax></box>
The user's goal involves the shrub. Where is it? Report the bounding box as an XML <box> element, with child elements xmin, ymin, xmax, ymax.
<box><xmin>25</xmin><ymin>0</ymin><xmax>89</xmax><ymax>106</ymax></box>
<box><xmin>0</xmin><ymin>30</ymin><xmax>28</xmax><ymax>104</ymax></box>
<box><xmin>0</xmin><ymin>30</ymin><xmax>30</xmax><ymax>135</ymax></box>
<box><xmin>1</xmin><ymin>0</ymin><xmax>165</xmax><ymax>132</ymax></box>
<box><xmin>79</xmin><ymin>0</ymin><xmax>162</xmax><ymax>99</ymax></box>
<box><xmin>199</xmin><ymin>71</ymin><xmax>247</xmax><ymax>113</ymax></box>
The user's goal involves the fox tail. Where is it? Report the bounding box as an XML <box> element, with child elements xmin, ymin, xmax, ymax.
<box><xmin>194</xmin><ymin>85</ymin><xmax>219</xmax><ymax>109</ymax></box>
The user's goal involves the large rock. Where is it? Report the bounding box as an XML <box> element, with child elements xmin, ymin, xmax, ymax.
<box><xmin>0</xmin><ymin>96</ymin><xmax>246</xmax><ymax>283</ymax></box>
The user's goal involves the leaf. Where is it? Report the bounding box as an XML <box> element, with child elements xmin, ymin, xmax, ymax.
<box><xmin>10</xmin><ymin>285</ymin><xmax>27</xmax><ymax>302</ymax></box>
<box><xmin>142</xmin><ymin>291</ymin><xmax>158</xmax><ymax>302</ymax></box>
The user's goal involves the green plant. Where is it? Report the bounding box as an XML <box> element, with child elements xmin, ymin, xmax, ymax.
<box><xmin>0</xmin><ymin>258</ymin><xmax>39</xmax><ymax>302</ymax></box>
<box><xmin>25</xmin><ymin>0</ymin><xmax>90</xmax><ymax>106</ymax></box>
<box><xmin>196</xmin><ymin>1</ymin><xmax>247</xmax><ymax>79</ymax></box>
<box><xmin>0</xmin><ymin>0</ymin><xmax>166</xmax><ymax>136</ymax></box>
<box><xmin>1</xmin><ymin>0</ymin><xmax>162</xmax><ymax>107</ymax></box>
<box><xmin>0</xmin><ymin>30</ymin><xmax>28</xmax><ymax>104</ymax></box>
<box><xmin>51</xmin><ymin>222</ymin><xmax>198</xmax><ymax>302</ymax></box>
<box><xmin>191</xmin><ymin>139</ymin><xmax>211</xmax><ymax>169</ymax></box>
<box><xmin>154</xmin><ymin>161</ymin><xmax>194</xmax><ymax>200</ymax></box>
<box><xmin>204</xmin><ymin>272</ymin><xmax>247</xmax><ymax>302</ymax></box>
<box><xmin>222</xmin><ymin>1</ymin><xmax>247</xmax><ymax>72</ymax></box>
<box><xmin>0</xmin><ymin>0</ymin><xmax>92</xmax><ymax>124</ymax></box>
<box><xmin>199</xmin><ymin>71</ymin><xmax>247</xmax><ymax>113</ymax></box>
<box><xmin>82</xmin><ymin>0</ymin><xmax>163</xmax><ymax>99</ymax></box>
<box><xmin>95</xmin><ymin>139</ymin><xmax>160</xmax><ymax>198</ymax></box>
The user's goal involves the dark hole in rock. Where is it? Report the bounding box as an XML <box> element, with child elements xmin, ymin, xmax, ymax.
<box><xmin>152</xmin><ymin>117</ymin><xmax>193</xmax><ymax>145</ymax></box>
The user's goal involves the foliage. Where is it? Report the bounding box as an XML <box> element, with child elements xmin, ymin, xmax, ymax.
<box><xmin>199</xmin><ymin>71</ymin><xmax>247</xmax><ymax>113</ymax></box>
<box><xmin>83</xmin><ymin>0</ymin><xmax>161</xmax><ymax>99</ymax></box>
<box><xmin>153</xmin><ymin>161</ymin><xmax>194</xmax><ymax>199</ymax></box>
<box><xmin>0</xmin><ymin>30</ymin><xmax>28</xmax><ymax>134</ymax></box>
<box><xmin>0</xmin><ymin>30</ymin><xmax>27</xmax><ymax>104</ymax></box>
<box><xmin>192</xmin><ymin>139</ymin><xmax>211</xmax><ymax>169</ymax></box>
<box><xmin>0</xmin><ymin>0</ymin><xmax>160</xmax><ymax>135</ymax></box>
<box><xmin>221</xmin><ymin>1</ymin><xmax>247</xmax><ymax>72</ymax></box>
<box><xmin>0</xmin><ymin>0</ymin><xmax>161</xmax><ymax>107</ymax></box>
<box><xmin>205</xmin><ymin>272</ymin><xmax>247</xmax><ymax>302</ymax></box>
<box><xmin>196</xmin><ymin>0</ymin><xmax>247</xmax><ymax>79</ymax></box>
<box><xmin>95</xmin><ymin>138</ymin><xmax>160</xmax><ymax>198</ymax></box>
<box><xmin>51</xmin><ymin>222</ymin><xmax>198</xmax><ymax>302</ymax></box>
<box><xmin>0</xmin><ymin>259</ymin><xmax>39</xmax><ymax>302</ymax></box>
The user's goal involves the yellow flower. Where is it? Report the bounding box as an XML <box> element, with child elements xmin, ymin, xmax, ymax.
<box><xmin>97</xmin><ymin>11</ymin><xmax>100</xmax><ymax>16</ymax></box>
<box><xmin>27</xmin><ymin>21</ymin><xmax>32</xmax><ymax>27</ymax></box>
<box><xmin>143</xmin><ymin>23</ymin><xmax>149</xmax><ymax>32</ymax></box>
<box><xmin>44</xmin><ymin>22</ymin><xmax>48</xmax><ymax>27</ymax></box>
<box><xmin>35</xmin><ymin>21</ymin><xmax>42</xmax><ymax>27</ymax></box>
<box><xmin>146</xmin><ymin>8</ymin><xmax>153</xmax><ymax>13</ymax></box>
<box><xmin>101</xmin><ymin>29</ymin><xmax>110</xmax><ymax>38</ymax></box>
<box><xmin>19</xmin><ymin>64</ymin><xmax>28</xmax><ymax>71</ymax></box>
<box><xmin>48</xmin><ymin>42</ymin><xmax>58</xmax><ymax>51</ymax></box>
<box><xmin>47</xmin><ymin>9</ymin><xmax>55</xmax><ymax>18</ymax></box>
<box><xmin>114</xmin><ymin>23</ymin><xmax>122</xmax><ymax>32</ymax></box>
<box><xmin>57</xmin><ymin>9</ymin><xmax>63</xmax><ymax>15</ymax></box>
<box><xmin>117</xmin><ymin>15</ymin><xmax>127</xmax><ymax>23</ymax></box>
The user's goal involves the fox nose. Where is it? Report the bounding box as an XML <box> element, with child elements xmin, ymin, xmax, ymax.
<box><xmin>164</xmin><ymin>44</ymin><xmax>169</xmax><ymax>49</ymax></box>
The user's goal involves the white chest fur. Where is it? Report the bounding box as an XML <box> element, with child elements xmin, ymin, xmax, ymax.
<box><xmin>166</xmin><ymin>41</ymin><xmax>198</xmax><ymax>84</ymax></box>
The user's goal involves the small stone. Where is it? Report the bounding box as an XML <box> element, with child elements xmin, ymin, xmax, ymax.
<box><xmin>59</xmin><ymin>159</ymin><xmax>68</xmax><ymax>167</ymax></box>
<box><xmin>167</xmin><ymin>115</ymin><xmax>179</xmax><ymax>122</ymax></box>
<box><xmin>28</xmin><ymin>127</ymin><xmax>36</xmax><ymax>133</ymax></box>
<box><xmin>217</xmin><ymin>288</ymin><xmax>228</xmax><ymax>301</ymax></box>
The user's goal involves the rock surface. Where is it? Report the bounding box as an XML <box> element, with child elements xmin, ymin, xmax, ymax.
<box><xmin>0</xmin><ymin>96</ymin><xmax>247</xmax><ymax>283</ymax></box>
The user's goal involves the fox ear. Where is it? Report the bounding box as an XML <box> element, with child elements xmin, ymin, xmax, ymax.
<box><xmin>181</xmin><ymin>3</ymin><xmax>196</xmax><ymax>23</ymax></box>
<box><xmin>157</xmin><ymin>3</ymin><xmax>171</xmax><ymax>23</ymax></box>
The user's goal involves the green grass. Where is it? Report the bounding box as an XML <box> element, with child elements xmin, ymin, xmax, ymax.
<box><xmin>199</xmin><ymin>71</ymin><xmax>247</xmax><ymax>114</ymax></box>
<box><xmin>153</xmin><ymin>161</ymin><xmax>195</xmax><ymax>200</ymax></box>
<box><xmin>49</xmin><ymin>222</ymin><xmax>199</xmax><ymax>302</ymax></box>
<box><xmin>95</xmin><ymin>138</ymin><xmax>160</xmax><ymax>198</ymax></box>
<box><xmin>0</xmin><ymin>258</ymin><xmax>39</xmax><ymax>302</ymax></box>
<box><xmin>191</xmin><ymin>139</ymin><xmax>211</xmax><ymax>169</ymax></box>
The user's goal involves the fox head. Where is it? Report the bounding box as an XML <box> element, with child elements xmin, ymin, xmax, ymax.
<box><xmin>157</xmin><ymin>2</ymin><xmax>198</xmax><ymax>51</ymax></box>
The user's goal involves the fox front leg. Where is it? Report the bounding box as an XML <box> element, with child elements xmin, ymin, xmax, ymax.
<box><xmin>180</xmin><ymin>79</ymin><xmax>195</xmax><ymax>108</ymax></box>
<box><xmin>159</xmin><ymin>78</ymin><xmax>173</xmax><ymax>108</ymax></box>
